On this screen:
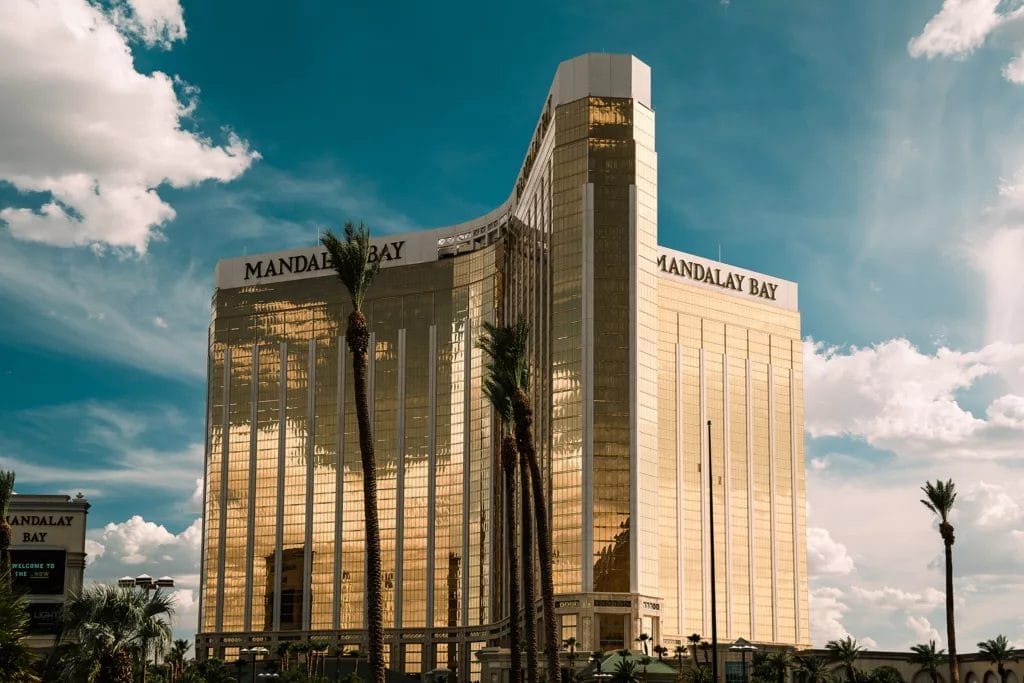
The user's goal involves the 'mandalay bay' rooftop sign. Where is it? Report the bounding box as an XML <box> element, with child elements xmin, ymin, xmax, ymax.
<box><xmin>654</xmin><ymin>247</ymin><xmax>798</xmax><ymax>311</ymax></box>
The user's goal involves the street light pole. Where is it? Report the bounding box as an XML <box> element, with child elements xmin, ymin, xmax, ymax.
<box><xmin>707</xmin><ymin>421</ymin><xmax>719</xmax><ymax>683</ymax></box>
<box><xmin>119</xmin><ymin>573</ymin><xmax>175</xmax><ymax>683</ymax></box>
<box><xmin>729</xmin><ymin>639</ymin><xmax>758</xmax><ymax>683</ymax></box>
<box><xmin>241</xmin><ymin>646</ymin><xmax>270</xmax><ymax>683</ymax></box>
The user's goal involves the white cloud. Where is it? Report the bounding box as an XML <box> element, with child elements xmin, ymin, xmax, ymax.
<box><xmin>960</xmin><ymin>480</ymin><xmax>1024</xmax><ymax>528</ymax></box>
<box><xmin>973</xmin><ymin>228</ymin><xmax>1024</xmax><ymax>351</ymax></box>
<box><xmin>805</xmin><ymin>338</ymin><xmax>1024</xmax><ymax>457</ymax></box>
<box><xmin>908</xmin><ymin>0</ymin><xmax>1008</xmax><ymax>59</ymax></box>
<box><xmin>0</xmin><ymin>401</ymin><xmax>203</xmax><ymax>499</ymax></box>
<box><xmin>190</xmin><ymin>477</ymin><xmax>204</xmax><ymax>510</ymax></box>
<box><xmin>807</xmin><ymin>527</ymin><xmax>855</xmax><ymax>575</ymax></box>
<box><xmin>810</xmin><ymin>587</ymin><xmax>851</xmax><ymax>644</ymax></box>
<box><xmin>851</xmin><ymin>586</ymin><xmax>945</xmax><ymax>612</ymax></box>
<box><xmin>0</xmin><ymin>0</ymin><xmax>257</xmax><ymax>253</ymax></box>
<box><xmin>909</xmin><ymin>0</ymin><xmax>1024</xmax><ymax>83</ymax></box>
<box><xmin>907</xmin><ymin>615</ymin><xmax>942</xmax><ymax>646</ymax></box>
<box><xmin>109</xmin><ymin>0</ymin><xmax>187</xmax><ymax>48</ymax></box>
<box><xmin>85</xmin><ymin>515</ymin><xmax>202</xmax><ymax>640</ymax></box>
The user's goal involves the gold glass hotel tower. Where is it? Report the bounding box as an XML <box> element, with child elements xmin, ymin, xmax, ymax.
<box><xmin>199</xmin><ymin>54</ymin><xmax>809</xmax><ymax>676</ymax></box>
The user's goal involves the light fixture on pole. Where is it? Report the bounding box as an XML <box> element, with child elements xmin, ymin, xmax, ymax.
<box><xmin>241</xmin><ymin>646</ymin><xmax>270</xmax><ymax>683</ymax></box>
<box><xmin>119</xmin><ymin>573</ymin><xmax>175</xmax><ymax>683</ymax></box>
<box><xmin>729</xmin><ymin>638</ymin><xmax>758</xmax><ymax>683</ymax></box>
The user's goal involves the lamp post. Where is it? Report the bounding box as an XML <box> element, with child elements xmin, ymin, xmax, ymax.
<box><xmin>707</xmin><ymin>420</ymin><xmax>719</xmax><ymax>683</ymax></box>
<box><xmin>729</xmin><ymin>639</ymin><xmax>758</xmax><ymax>683</ymax></box>
<box><xmin>119</xmin><ymin>574</ymin><xmax>175</xmax><ymax>683</ymax></box>
<box><xmin>241</xmin><ymin>646</ymin><xmax>270</xmax><ymax>683</ymax></box>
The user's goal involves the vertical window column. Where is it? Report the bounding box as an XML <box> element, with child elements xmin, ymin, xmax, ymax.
<box><xmin>214</xmin><ymin>347</ymin><xmax>231</xmax><ymax>632</ymax></box>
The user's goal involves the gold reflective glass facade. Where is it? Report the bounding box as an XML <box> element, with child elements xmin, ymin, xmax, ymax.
<box><xmin>198</xmin><ymin>54</ymin><xmax>809</xmax><ymax>678</ymax></box>
<box><xmin>654</xmin><ymin>281</ymin><xmax>809</xmax><ymax>647</ymax></box>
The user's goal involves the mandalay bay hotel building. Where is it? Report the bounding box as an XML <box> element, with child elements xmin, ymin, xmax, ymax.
<box><xmin>198</xmin><ymin>54</ymin><xmax>809</xmax><ymax>677</ymax></box>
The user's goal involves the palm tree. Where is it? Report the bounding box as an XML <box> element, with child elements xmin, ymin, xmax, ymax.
<box><xmin>613</xmin><ymin>659</ymin><xmax>641</xmax><ymax>683</ymax></box>
<box><xmin>921</xmin><ymin>479</ymin><xmax>960</xmax><ymax>683</ymax></box>
<box><xmin>765</xmin><ymin>650</ymin><xmax>793</xmax><ymax>683</ymax></box>
<box><xmin>688</xmin><ymin>634</ymin><xmax>702</xmax><ymax>662</ymax></box>
<box><xmin>674</xmin><ymin>645</ymin><xmax>687</xmax><ymax>677</ymax></box>
<box><xmin>58</xmin><ymin>583</ymin><xmax>175</xmax><ymax>683</ymax></box>
<box><xmin>494</xmin><ymin>320</ymin><xmax>560</xmax><ymax>681</ymax></box>
<box><xmin>910</xmin><ymin>641</ymin><xmax>945</xmax><ymax>683</ymax></box>
<box><xmin>826</xmin><ymin>637</ymin><xmax>864</xmax><ymax>683</ymax></box>
<box><xmin>795</xmin><ymin>655</ymin><xmax>833</xmax><ymax>683</ymax></box>
<box><xmin>564</xmin><ymin>637</ymin><xmax>580</xmax><ymax>683</ymax></box>
<box><xmin>0</xmin><ymin>470</ymin><xmax>14</xmax><ymax>582</ymax></box>
<box><xmin>480</xmin><ymin>320</ymin><xmax>558</xmax><ymax>682</ymax></box>
<box><xmin>978</xmin><ymin>635</ymin><xmax>1016</xmax><ymax>683</ymax></box>
<box><xmin>654</xmin><ymin>645</ymin><xmax>669</xmax><ymax>662</ymax></box>
<box><xmin>482</xmin><ymin>355</ymin><xmax>522</xmax><ymax>683</ymax></box>
<box><xmin>322</xmin><ymin>223</ymin><xmax>385</xmax><ymax>683</ymax></box>
<box><xmin>520</xmin><ymin>449</ymin><xmax>537</xmax><ymax>683</ymax></box>
<box><xmin>0</xmin><ymin>568</ymin><xmax>38</xmax><ymax>682</ymax></box>
<box><xmin>636</xmin><ymin>633</ymin><xmax>651</xmax><ymax>656</ymax></box>
<box><xmin>166</xmin><ymin>639</ymin><xmax>191</xmax><ymax>683</ymax></box>
<box><xmin>197</xmin><ymin>658</ymin><xmax>236</xmax><ymax>683</ymax></box>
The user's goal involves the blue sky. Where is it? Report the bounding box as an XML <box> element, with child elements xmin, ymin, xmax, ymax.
<box><xmin>2</xmin><ymin>0</ymin><xmax>1024</xmax><ymax>650</ymax></box>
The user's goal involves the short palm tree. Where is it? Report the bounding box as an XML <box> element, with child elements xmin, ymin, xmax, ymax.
<box><xmin>978</xmin><ymin>635</ymin><xmax>1016</xmax><ymax>683</ymax></box>
<box><xmin>796</xmin><ymin>655</ymin><xmax>833</xmax><ymax>683</ymax></box>
<box><xmin>687</xmin><ymin>634</ymin><xmax>702</xmax><ymax>661</ymax></box>
<box><xmin>613</xmin><ymin>659</ymin><xmax>641</xmax><ymax>683</ymax></box>
<box><xmin>166</xmin><ymin>638</ymin><xmax>191</xmax><ymax>683</ymax></box>
<box><xmin>910</xmin><ymin>641</ymin><xmax>945</xmax><ymax>683</ymax></box>
<box><xmin>564</xmin><ymin>637</ymin><xmax>580</xmax><ymax>682</ymax></box>
<box><xmin>674</xmin><ymin>645</ymin><xmax>687</xmax><ymax>675</ymax></box>
<box><xmin>0</xmin><ymin>470</ymin><xmax>14</xmax><ymax>582</ymax></box>
<box><xmin>197</xmin><ymin>658</ymin><xmax>236</xmax><ymax>683</ymax></box>
<box><xmin>654</xmin><ymin>645</ymin><xmax>669</xmax><ymax>661</ymax></box>
<box><xmin>0</xmin><ymin>568</ymin><xmax>38</xmax><ymax>682</ymax></box>
<box><xmin>59</xmin><ymin>583</ymin><xmax>175</xmax><ymax>683</ymax></box>
<box><xmin>323</xmin><ymin>223</ymin><xmax>385</xmax><ymax>683</ymax></box>
<box><xmin>765</xmin><ymin>650</ymin><xmax>793</xmax><ymax>683</ymax></box>
<box><xmin>482</xmin><ymin>364</ymin><xmax>522</xmax><ymax>683</ymax></box>
<box><xmin>826</xmin><ymin>637</ymin><xmax>864</xmax><ymax>683</ymax></box>
<box><xmin>480</xmin><ymin>320</ymin><xmax>558</xmax><ymax>682</ymax></box>
<box><xmin>636</xmin><ymin>633</ymin><xmax>651</xmax><ymax>656</ymax></box>
<box><xmin>921</xmin><ymin>480</ymin><xmax>960</xmax><ymax>683</ymax></box>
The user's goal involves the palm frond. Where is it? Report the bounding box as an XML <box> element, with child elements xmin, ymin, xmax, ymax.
<box><xmin>0</xmin><ymin>470</ymin><xmax>15</xmax><ymax>511</ymax></box>
<box><xmin>921</xmin><ymin>479</ymin><xmax>957</xmax><ymax>521</ymax></box>
<box><xmin>321</xmin><ymin>222</ymin><xmax>381</xmax><ymax>310</ymax></box>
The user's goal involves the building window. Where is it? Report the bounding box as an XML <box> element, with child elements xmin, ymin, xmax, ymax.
<box><xmin>560</xmin><ymin>613</ymin><xmax>578</xmax><ymax>644</ymax></box>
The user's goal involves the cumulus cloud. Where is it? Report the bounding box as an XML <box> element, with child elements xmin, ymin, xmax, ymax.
<box><xmin>0</xmin><ymin>0</ymin><xmax>258</xmax><ymax>253</ymax></box>
<box><xmin>906</xmin><ymin>615</ymin><xmax>942</xmax><ymax>645</ymax></box>
<box><xmin>908</xmin><ymin>0</ymin><xmax>1011</xmax><ymax>59</ymax></box>
<box><xmin>805</xmin><ymin>338</ymin><xmax>1024</xmax><ymax>457</ymax></box>
<box><xmin>807</xmin><ymin>527</ymin><xmax>855</xmax><ymax>575</ymax></box>
<box><xmin>108</xmin><ymin>0</ymin><xmax>187</xmax><ymax>48</ymax></box>
<box><xmin>810</xmin><ymin>587</ymin><xmax>851</xmax><ymax>644</ymax></box>
<box><xmin>86</xmin><ymin>515</ymin><xmax>202</xmax><ymax>640</ymax></box>
<box><xmin>909</xmin><ymin>0</ymin><xmax>1024</xmax><ymax>83</ymax></box>
<box><xmin>851</xmin><ymin>586</ymin><xmax>945</xmax><ymax>612</ymax></box>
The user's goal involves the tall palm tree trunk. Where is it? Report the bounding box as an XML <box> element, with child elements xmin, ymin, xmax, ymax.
<box><xmin>513</xmin><ymin>389</ymin><xmax>559</xmax><ymax>683</ymax></box>
<box><xmin>348</xmin><ymin>309</ymin><xmax>386</xmax><ymax>683</ymax></box>
<box><xmin>0</xmin><ymin>471</ymin><xmax>14</xmax><ymax>584</ymax></box>
<box><xmin>521</xmin><ymin>450</ymin><xmax>538</xmax><ymax>683</ymax></box>
<box><xmin>942</xmin><ymin>524</ymin><xmax>959</xmax><ymax>683</ymax></box>
<box><xmin>504</xmin><ymin>435</ymin><xmax>523</xmax><ymax>683</ymax></box>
